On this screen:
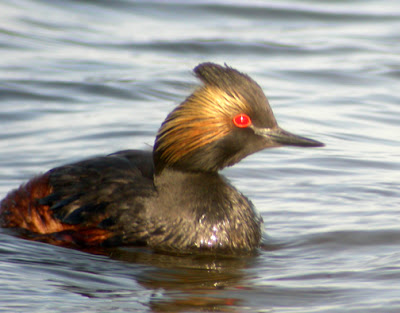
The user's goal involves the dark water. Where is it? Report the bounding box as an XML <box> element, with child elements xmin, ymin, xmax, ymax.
<box><xmin>1</xmin><ymin>0</ymin><xmax>400</xmax><ymax>312</ymax></box>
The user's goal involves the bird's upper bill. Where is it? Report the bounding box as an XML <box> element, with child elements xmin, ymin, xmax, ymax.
<box><xmin>251</xmin><ymin>125</ymin><xmax>324</xmax><ymax>148</ymax></box>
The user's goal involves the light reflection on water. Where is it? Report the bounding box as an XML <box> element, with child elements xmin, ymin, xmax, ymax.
<box><xmin>1</xmin><ymin>0</ymin><xmax>400</xmax><ymax>312</ymax></box>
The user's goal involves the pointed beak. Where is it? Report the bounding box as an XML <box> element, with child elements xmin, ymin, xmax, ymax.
<box><xmin>252</xmin><ymin>126</ymin><xmax>324</xmax><ymax>148</ymax></box>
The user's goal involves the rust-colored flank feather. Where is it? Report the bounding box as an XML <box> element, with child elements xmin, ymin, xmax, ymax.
<box><xmin>0</xmin><ymin>174</ymin><xmax>58</xmax><ymax>232</ymax></box>
<box><xmin>0</xmin><ymin>174</ymin><xmax>112</xmax><ymax>246</ymax></box>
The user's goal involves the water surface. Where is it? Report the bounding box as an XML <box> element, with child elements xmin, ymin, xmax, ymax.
<box><xmin>1</xmin><ymin>0</ymin><xmax>400</xmax><ymax>312</ymax></box>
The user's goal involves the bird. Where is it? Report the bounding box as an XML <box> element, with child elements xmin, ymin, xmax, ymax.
<box><xmin>0</xmin><ymin>62</ymin><xmax>323</xmax><ymax>254</ymax></box>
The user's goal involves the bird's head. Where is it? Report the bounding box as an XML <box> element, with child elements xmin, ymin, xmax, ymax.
<box><xmin>153</xmin><ymin>63</ymin><xmax>323</xmax><ymax>174</ymax></box>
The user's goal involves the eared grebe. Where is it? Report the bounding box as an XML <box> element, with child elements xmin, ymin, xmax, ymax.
<box><xmin>0</xmin><ymin>63</ymin><xmax>323</xmax><ymax>253</ymax></box>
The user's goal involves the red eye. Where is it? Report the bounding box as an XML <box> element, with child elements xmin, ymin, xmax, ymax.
<box><xmin>233</xmin><ymin>113</ymin><xmax>252</xmax><ymax>128</ymax></box>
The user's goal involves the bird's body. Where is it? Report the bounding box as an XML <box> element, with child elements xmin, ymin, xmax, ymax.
<box><xmin>0</xmin><ymin>63</ymin><xmax>323</xmax><ymax>254</ymax></box>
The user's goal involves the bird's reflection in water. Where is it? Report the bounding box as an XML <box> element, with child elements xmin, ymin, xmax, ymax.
<box><xmin>106</xmin><ymin>246</ymin><xmax>258</xmax><ymax>312</ymax></box>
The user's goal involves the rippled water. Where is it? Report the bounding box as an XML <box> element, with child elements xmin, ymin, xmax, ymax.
<box><xmin>1</xmin><ymin>0</ymin><xmax>400</xmax><ymax>312</ymax></box>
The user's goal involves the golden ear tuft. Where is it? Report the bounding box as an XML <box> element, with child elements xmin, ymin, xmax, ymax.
<box><xmin>155</xmin><ymin>85</ymin><xmax>251</xmax><ymax>165</ymax></box>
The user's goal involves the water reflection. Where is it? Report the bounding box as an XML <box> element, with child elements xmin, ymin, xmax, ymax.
<box><xmin>107</xmin><ymin>247</ymin><xmax>255</xmax><ymax>312</ymax></box>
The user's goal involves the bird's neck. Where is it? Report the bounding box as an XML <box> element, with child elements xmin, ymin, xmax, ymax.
<box><xmin>151</xmin><ymin>168</ymin><xmax>263</xmax><ymax>252</ymax></box>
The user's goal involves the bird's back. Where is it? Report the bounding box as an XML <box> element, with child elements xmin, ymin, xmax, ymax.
<box><xmin>0</xmin><ymin>150</ymin><xmax>156</xmax><ymax>247</ymax></box>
